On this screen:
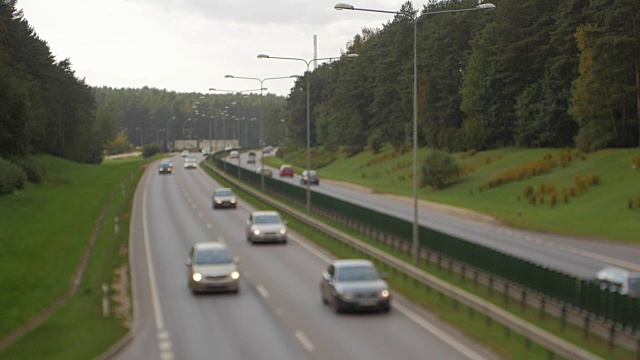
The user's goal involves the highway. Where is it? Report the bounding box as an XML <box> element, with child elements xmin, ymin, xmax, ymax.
<box><xmin>236</xmin><ymin>150</ymin><xmax>640</xmax><ymax>279</ymax></box>
<box><xmin>113</xmin><ymin>154</ymin><xmax>498</xmax><ymax>360</ymax></box>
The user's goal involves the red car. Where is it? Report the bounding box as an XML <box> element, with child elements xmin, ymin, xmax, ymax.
<box><xmin>279</xmin><ymin>164</ymin><xmax>294</xmax><ymax>177</ymax></box>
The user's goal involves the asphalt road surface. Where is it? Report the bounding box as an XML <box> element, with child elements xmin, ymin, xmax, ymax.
<box><xmin>113</xmin><ymin>154</ymin><xmax>499</xmax><ymax>360</ymax></box>
<box><xmin>234</xmin><ymin>150</ymin><xmax>640</xmax><ymax>279</ymax></box>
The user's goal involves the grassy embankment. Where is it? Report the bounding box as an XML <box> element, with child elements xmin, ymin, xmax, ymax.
<box><xmin>0</xmin><ymin>155</ymin><xmax>150</xmax><ymax>360</ymax></box>
<box><xmin>266</xmin><ymin>146</ymin><xmax>640</xmax><ymax>243</ymax></box>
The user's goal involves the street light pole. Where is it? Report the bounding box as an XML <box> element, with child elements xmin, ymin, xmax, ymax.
<box><xmin>257</xmin><ymin>53</ymin><xmax>358</xmax><ymax>212</ymax></box>
<box><xmin>335</xmin><ymin>2</ymin><xmax>495</xmax><ymax>265</ymax></box>
<box><xmin>224</xmin><ymin>75</ymin><xmax>298</xmax><ymax>192</ymax></box>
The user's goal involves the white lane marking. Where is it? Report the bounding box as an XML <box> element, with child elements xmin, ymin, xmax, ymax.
<box><xmin>206</xmin><ymin>223</ymin><xmax>212</xmax><ymax>229</ymax></box>
<box><xmin>142</xmin><ymin>175</ymin><xmax>167</xmax><ymax>330</ymax></box>
<box><xmin>394</xmin><ymin>302</ymin><xmax>488</xmax><ymax>360</ymax></box>
<box><xmin>291</xmin><ymin>236</ymin><xmax>333</xmax><ymax>263</ymax></box>
<box><xmin>292</xmin><ymin>232</ymin><xmax>488</xmax><ymax>359</ymax></box>
<box><xmin>142</xmin><ymin>174</ymin><xmax>175</xmax><ymax>360</ymax></box>
<box><xmin>294</xmin><ymin>330</ymin><xmax>315</xmax><ymax>352</ymax></box>
<box><xmin>256</xmin><ymin>284</ymin><xmax>270</xmax><ymax>298</ymax></box>
<box><xmin>198</xmin><ymin>212</ymin><xmax>203</xmax><ymax>218</ymax></box>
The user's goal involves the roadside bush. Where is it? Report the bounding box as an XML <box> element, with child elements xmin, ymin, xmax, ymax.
<box><xmin>0</xmin><ymin>157</ymin><xmax>27</xmax><ymax>195</ymax></box>
<box><xmin>420</xmin><ymin>150</ymin><xmax>462</xmax><ymax>189</ymax></box>
<box><xmin>142</xmin><ymin>142</ymin><xmax>162</xmax><ymax>158</ymax></box>
<box><xmin>12</xmin><ymin>156</ymin><xmax>46</xmax><ymax>183</ymax></box>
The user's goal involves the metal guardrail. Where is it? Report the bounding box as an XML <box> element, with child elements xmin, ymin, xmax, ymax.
<box><xmin>205</xmin><ymin>161</ymin><xmax>605</xmax><ymax>360</ymax></box>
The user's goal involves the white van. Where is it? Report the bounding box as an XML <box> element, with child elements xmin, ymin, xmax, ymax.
<box><xmin>596</xmin><ymin>266</ymin><xmax>640</xmax><ymax>297</ymax></box>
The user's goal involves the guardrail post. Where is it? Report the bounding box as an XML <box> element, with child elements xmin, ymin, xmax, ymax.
<box><xmin>583</xmin><ymin>315</ymin><xmax>590</xmax><ymax>341</ymax></box>
<box><xmin>539</xmin><ymin>297</ymin><xmax>546</xmax><ymax>321</ymax></box>
<box><xmin>504</xmin><ymin>283</ymin><xmax>510</xmax><ymax>306</ymax></box>
<box><xmin>608</xmin><ymin>324</ymin><xmax>615</xmax><ymax>353</ymax></box>
<box><xmin>520</xmin><ymin>289</ymin><xmax>527</xmax><ymax>314</ymax></box>
<box><xmin>560</xmin><ymin>304</ymin><xmax>567</xmax><ymax>331</ymax></box>
<box><xmin>474</xmin><ymin>269</ymin><xmax>479</xmax><ymax>289</ymax></box>
<box><xmin>489</xmin><ymin>276</ymin><xmax>494</xmax><ymax>297</ymax></box>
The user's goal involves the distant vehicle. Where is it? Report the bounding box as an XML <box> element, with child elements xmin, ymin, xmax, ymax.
<box><xmin>224</xmin><ymin>146</ymin><xmax>233</xmax><ymax>151</ymax></box>
<box><xmin>246</xmin><ymin>211</ymin><xmax>287</xmax><ymax>244</ymax></box>
<box><xmin>202</xmin><ymin>147</ymin><xmax>211</xmax><ymax>157</ymax></box>
<box><xmin>300</xmin><ymin>170</ymin><xmax>319</xmax><ymax>185</ymax></box>
<box><xmin>181</xmin><ymin>150</ymin><xmax>190</xmax><ymax>157</ymax></box>
<box><xmin>212</xmin><ymin>188</ymin><xmax>237</xmax><ymax>209</ymax></box>
<box><xmin>279</xmin><ymin>164</ymin><xmax>294</xmax><ymax>177</ymax></box>
<box><xmin>320</xmin><ymin>259</ymin><xmax>391</xmax><ymax>313</ymax></box>
<box><xmin>185</xmin><ymin>242</ymin><xmax>240</xmax><ymax>294</ymax></box>
<box><xmin>230</xmin><ymin>150</ymin><xmax>239</xmax><ymax>159</ymax></box>
<box><xmin>158</xmin><ymin>161</ymin><xmax>172</xmax><ymax>174</ymax></box>
<box><xmin>256</xmin><ymin>167</ymin><xmax>273</xmax><ymax>178</ymax></box>
<box><xmin>184</xmin><ymin>156</ymin><xmax>197</xmax><ymax>169</ymax></box>
<box><xmin>263</xmin><ymin>146</ymin><xmax>273</xmax><ymax>154</ymax></box>
<box><xmin>596</xmin><ymin>266</ymin><xmax>640</xmax><ymax>297</ymax></box>
<box><xmin>247</xmin><ymin>151</ymin><xmax>256</xmax><ymax>164</ymax></box>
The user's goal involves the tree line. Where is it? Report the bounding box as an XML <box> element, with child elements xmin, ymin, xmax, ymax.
<box><xmin>2</xmin><ymin>0</ymin><xmax>638</xmax><ymax>168</ymax></box>
<box><xmin>284</xmin><ymin>0</ymin><xmax>640</xmax><ymax>154</ymax></box>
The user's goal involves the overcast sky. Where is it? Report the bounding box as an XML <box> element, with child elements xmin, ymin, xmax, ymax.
<box><xmin>18</xmin><ymin>0</ymin><xmax>428</xmax><ymax>97</ymax></box>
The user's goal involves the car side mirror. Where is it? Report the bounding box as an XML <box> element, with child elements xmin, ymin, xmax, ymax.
<box><xmin>322</xmin><ymin>270</ymin><xmax>331</xmax><ymax>281</ymax></box>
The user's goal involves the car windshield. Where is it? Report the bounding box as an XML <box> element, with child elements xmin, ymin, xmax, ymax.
<box><xmin>336</xmin><ymin>265</ymin><xmax>379</xmax><ymax>282</ymax></box>
<box><xmin>215</xmin><ymin>190</ymin><xmax>233</xmax><ymax>196</ymax></box>
<box><xmin>195</xmin><ymin>249</ymin><xmax>233</xmax><ymax>265</ymax></box>
<box><xmin>254</xmin><ymin>214</ymin><xmax>282</xmax><ymax>224</ymax></box>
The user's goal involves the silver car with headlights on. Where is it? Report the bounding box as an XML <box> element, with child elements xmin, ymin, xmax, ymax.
<box><xmin>212</xmin><ymin>187</ymin><xmax>237</xmax><ymax>209</ymax></box>
<box><xmin>320</xmin><ymin>259</ymin><xmax>391</xmax><ymax>313</ymax></box>
<box><xmin>185</xmin><ymin>242</ymin><xmax>240</xmax><ymax>294</ymax></box>
<box><xmin>245</xmin><ymin>211</ymin><xmax>287</xmax><ymax>244</ymax></box>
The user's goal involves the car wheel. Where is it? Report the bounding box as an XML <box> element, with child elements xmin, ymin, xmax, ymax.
<box><xmin>381</xmin><ymin>304</ymin><xmax>391</xmax><ymax>313</ymax></box>
<box><xmin>281</xmin><ymin>239</ymin><xmax>287</xmax><ymax>245</ymax></box>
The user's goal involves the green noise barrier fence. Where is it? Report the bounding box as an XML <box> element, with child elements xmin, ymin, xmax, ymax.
<box><xmin>210</xmin><ymin>154</ymin><xmax>640</xmax><ymax>333</ymax></box>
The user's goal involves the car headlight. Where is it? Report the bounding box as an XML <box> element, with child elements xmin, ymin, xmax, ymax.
<box><xmin>230</xmin><ymin>271</ymin><xmax>240</xmax><ymax>280</ymax></box>
<box><xmin>253</xmin><ymin>229</ymin><xmax>261</xmax><ymax>235</ymax></box>
<box><xmin>380</xmin><ymin>289</ymin><xmax>390</xmax><ymax>298</ymax></box>
<box><xmin>192</xmin><ymin>273</ymin><xmax>202</xmax><ymax>282</ymax></box>
<box><xmin>279</xmin><ymin>227</ymin><xmax>287</xmax><ymax>235</ymax></box>
<box><xmin>215</xmin><ymin>199</ymin><xmax>222</xmax><ymax>204</ymax></box>
<box><xmin>230</xmin><ymin>199</ymin><xmax>236</xmax><ymax>203</ymax></box>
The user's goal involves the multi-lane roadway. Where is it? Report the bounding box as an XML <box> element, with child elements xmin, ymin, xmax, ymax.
<box><xmin>236</xmin><ymin>150</ymin><xmax>640</xmax><ymax>279</ymax></box>
<box><xmin>113</xmin><ymin>154</ymin><xmax>500</xmax><ymax>360</ymax></box>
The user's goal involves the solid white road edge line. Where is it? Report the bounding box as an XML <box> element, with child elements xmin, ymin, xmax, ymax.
<box><xmin>142</xmin><ymin>173</ymin><xmax>174</xmax><ymax>359</ymax></box>
<box><xmin>290</xmin><ymin>235</ymin><xmax>489</xmax><ymax>360</ymax></box>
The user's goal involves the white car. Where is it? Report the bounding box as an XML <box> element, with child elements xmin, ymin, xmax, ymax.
<box><xmin>246</xmin><ymin>211</ymin><xmax>287</xmax><ymax>244</ymax></box>
<box><xmin>184</xmin><ymin>156</ymin><xmax>197</xmax><ymax>169</ymax></box>
<box><xmin>185</xmin><ymin>242</ymin><xmax>240</xmax><ymax>294</ymax></box>
<box><xmin>181</xmin><ymin>150</ymin><xmax>190</xmax><ymax>157</ymax></box>
<box><xmin>230</xmin><ymin>150</ymin><xmax>239</xmax><ymax>159</ymax></box>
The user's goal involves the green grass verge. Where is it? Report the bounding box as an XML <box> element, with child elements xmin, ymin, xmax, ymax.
<box><xmin>0</xmin><ymin>155</ymin><xmax>154</xmax><ymax>359</ymax></box>
<box><xmin>266</xmin><ymin>147</ymin><xmax>640</xmax><ymax>242</ymax></box>
<box><xmin>204</xmin><ymin>160</ymin><xmax>634</xmax><ymax>360</ymax></box>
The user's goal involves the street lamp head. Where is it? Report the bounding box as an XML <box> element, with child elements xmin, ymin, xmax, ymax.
<box><xmin>477</xmin><ymin>3</ymin><xmax>496</xmax><ymax>10</ymax></box>
<box><xmin>334</xmin><ymin>3</ymin><xmax>354</xmax><ymax>10</ymax></box>
<box><xmin>208</xmin><ymin>88</ymin><xmax>217</xmax><ymax>91</ymax></box>
<box><xmin>224</xmin><ymin>75</ymin><xmax>234</xmax><ymax>78</ymax></box>
<box><xmin>343</xmin><ymin>53</ymin><xmax>359</xmax><ymax>59</ymax></box>
<box><xmin>257</xmin><ymin>54</ymin><xmax>270</xmax><ymax>59</ymax></box>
